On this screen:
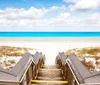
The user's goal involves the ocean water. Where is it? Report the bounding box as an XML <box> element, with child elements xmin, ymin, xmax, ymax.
<box><xmin>0</xmin><ymin>32</ymin><xmax>100</xmax><ymax>37</ymax></box>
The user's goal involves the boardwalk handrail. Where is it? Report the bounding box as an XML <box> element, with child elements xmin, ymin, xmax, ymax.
<box><xmin>56</xmin><ymin>52</ymin><xmax>67</xmax><ymax>65</ymax></box>
<box><xmin>10</xmin><ymin>53</ymin><xmax>33</xmax><ymax>82</ymax></box>
<box><xmin>66</xmin><ymin>53</ymin><xmax>91</xmax><ymax>83</ymax></box>
<box><xmin>84</xmin><ymin>70</ymin><xmax>100</xmax><ymax>83</ymax></box>
<box><xmin>0</xmin><ymin>52</ymin><xmax>45</xmax><ymax>85</ymax></box>
<box><xmin>56</xmin><ymin>52</ymin><xmax>100</xmax><ymax>85</ymax></box>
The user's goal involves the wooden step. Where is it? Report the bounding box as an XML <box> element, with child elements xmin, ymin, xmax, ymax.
<box><xmin>31</xmin><ymin>83</ymin><xmax>67</xmax><ymax>85</ymax></box>
<box><xmin>41</xmin><ymin>65</ymin><xmax>60</xmax><ymax>69</ymax></box>
<box><xmin>31</xmin><ymin>80</ymin><xmax>68</xmax><ymax>84</ymax></box>
<box><xmin>37</xmin><ymin>69</ymin><xmax>63</xmax><ymax>78</ymax></box>
<box><xmin>31</xmin><ymin>65</ymin><xmax>66</xmax><ymax>85</ymax></box>
<box><xmin>39</xmin><ymin>68</ymin><xmax>62</xmax><ymax>71</ymax></box>
<box><xmin>37</xmin><ymin>76</ymin><xmax>63</xmax><ymax>80</ymax></box>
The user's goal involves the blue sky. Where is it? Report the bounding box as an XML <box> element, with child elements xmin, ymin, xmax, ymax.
<box><xmin>0</xmin><ymin>0</ymin><xmax>100</xmax><ymax>31</ymax></box>
<box><xmin>0</xmin><ymin>0</ymin><xmax>66</xmax><ymax>9</ymax></box>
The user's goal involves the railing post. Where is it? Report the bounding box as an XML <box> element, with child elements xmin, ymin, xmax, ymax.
<box><xmin>26</xmin><ymin>69</ymin><xmax>29</xmax><ymax>85</ymax></box>
<box><xmin>19</xmin><ymin>81</ymin><xmax>24</xmax><ymax>85</ymax></box>
<box><xmin>67</xmin><ymin>63</ymin><xmax>76</xmax><ymax>85</ymax></box>
<box><xmin>32</xmin><ymin>51</ymin><xmax>45</xmax><ymax>80</ymax></box>
<box><xmin>32</xmin><ymin>64</ymin><xmax>36</xmax><ymax>79</ymax></box>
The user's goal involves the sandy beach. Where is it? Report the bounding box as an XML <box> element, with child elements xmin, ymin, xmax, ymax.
<box><xmin>0</xmin><ymin>37</ymin><xmax>100</xmax><ymax>65</ymax></box>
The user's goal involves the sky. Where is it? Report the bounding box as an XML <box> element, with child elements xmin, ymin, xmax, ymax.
<box><xmin>0</xmin><ymin>0</ymin><xmax>100</xmax><ymax>31</ymax></box>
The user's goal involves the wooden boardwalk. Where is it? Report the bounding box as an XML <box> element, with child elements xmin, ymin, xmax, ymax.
<box><xmin>31</xmin><ymin>65</ymin><xmax>68</xmax><ymax>85</ymax></box>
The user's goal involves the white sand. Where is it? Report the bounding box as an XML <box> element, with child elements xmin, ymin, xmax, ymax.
<box><xmin>0</xmin><ymin>37</ymin><xmax>100</xmax><ymax>65</ymax></box>
<box><xmin>0</xmin><ymin>56</ymin><xmax>22</xmax><ymax>70</ymax></box>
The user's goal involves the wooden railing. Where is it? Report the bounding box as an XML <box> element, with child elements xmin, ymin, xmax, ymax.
<box><xmin>56</xmin><ymin>52</ymin><xmax>100</xmax><ymax>85</ymax></box>
<box><xmin>0</xmin><ymin>52</ymin><xmax>45</xmax><ymax>85</ymax></box>
<box><xmin>1</xmin><ymin>51</ymin><xmax>100</xmax><ymax>85</ymax></box>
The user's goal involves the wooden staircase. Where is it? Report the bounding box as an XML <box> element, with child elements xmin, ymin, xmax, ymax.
<box><xmin>31</xmin><ymin>65</ymin><xmax>68</xmax><ymax>85</ymax></box>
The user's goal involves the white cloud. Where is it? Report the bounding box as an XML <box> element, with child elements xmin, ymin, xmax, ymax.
<box><xmin>69</xmin><ymin>0</ymin><xmax>100</xmax><ymax>11</ymax></box>
<box><xmin>0</xmin><ymin>7</ymin><xmax>47</xmax><ymax>20</ymax></box>
<box><xmin>64</xmin><ymin>0</ymin><xmax>80</xmax><ymax>3</ymax></box>
<box><xmin>88</xmin><ymin>13</ymin><xmax>100</xmax><ymax>20</ymax></box>
<box><xmin>87</xmin><ymin>13</ymin><xmax>100</xmax><ymax>24</ymax></box>
<box><xmin>59</xmin><ymin>12</ymin><xmax>70</xmax><ymax>18</ymax></box>
<box><xmin>0</xmin><ymin>6</ymin><xmax>66</xmax><ymax>20</ymax></box>
<box><xmin>48</xmin><ymin>6</ymin><xmax>59</xmax><ymax>12</ymax></box>
<box><xmin>47</xmin><ymin>5</ymin><xmax>66</xmax><ymax>13</ymax></box>
<box><xmin>0</xmin><ymin>6</ymin><xmax>100</xmax><ymax>31</ymax></box>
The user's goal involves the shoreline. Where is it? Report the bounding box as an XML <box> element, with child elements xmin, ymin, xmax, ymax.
<box><xmin>0</xmin><ymin>37</ymin><xmax>100</xmax><ymax>42</ymax></box>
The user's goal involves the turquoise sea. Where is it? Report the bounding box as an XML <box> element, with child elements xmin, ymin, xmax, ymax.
<box><xmin>0</xmin><ymin>32</ymin><xmax>100</xmax><ymax>37</ymax></box>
